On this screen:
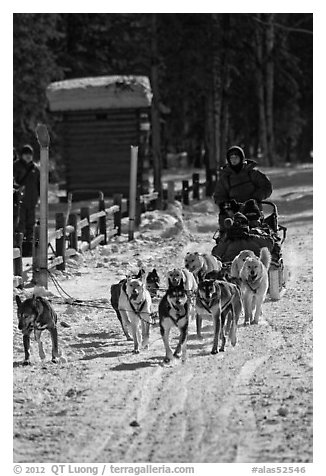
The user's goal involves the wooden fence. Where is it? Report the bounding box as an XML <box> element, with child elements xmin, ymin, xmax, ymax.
<box><xmin>13</xmin><ymin>171</ymin><xmax>217</xmax><ymax>288</ymax></box>
<box><xmin>164</xmin><ymin>171</ymin><xmax>217</xmax><ymax>205</ymax></box>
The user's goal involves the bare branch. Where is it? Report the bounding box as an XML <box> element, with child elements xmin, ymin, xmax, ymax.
<box><xmin>252</xmin><ymin>14</ymin><xmax>313</xmax><ymax>35</ymax></box>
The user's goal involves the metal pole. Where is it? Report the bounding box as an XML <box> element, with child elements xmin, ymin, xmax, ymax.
<box><xmin>128</xmin><ymin>146</ymin><xmax>138</xmax><ymax>241</ymax></box>
<box><xmin>35</xmin><ymin>124</ymin><xmax>50</xmax><ymax>288</ymax></box>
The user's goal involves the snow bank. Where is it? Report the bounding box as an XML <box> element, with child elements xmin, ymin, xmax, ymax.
<box><xmin>127</xmin><ymin>201</ymin><xmax>193</xmax><ymax>241</ymax></box>
<box><xmin>187</xmin><ymin>198</ymin><xmax>217</xmax><ymax>214</ymax></box>
<box><xmin>139</xmin><ymin>211</ymin><xmax>178</xmax><ymax>231</ymax></box>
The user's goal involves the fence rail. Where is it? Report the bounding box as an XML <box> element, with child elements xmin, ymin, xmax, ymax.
<box><xmin>13</xmin><ymin>172</ymin><xmax>216</xmax><ymax>288</ymax></box>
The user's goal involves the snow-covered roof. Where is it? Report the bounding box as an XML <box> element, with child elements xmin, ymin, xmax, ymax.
<box><xmin>46</xmin><ymin>75</ymin><xmax>152</xmax><ymax>111</ymax></box>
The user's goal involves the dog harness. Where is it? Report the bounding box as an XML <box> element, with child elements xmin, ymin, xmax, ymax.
<box><xmin>168</xmin><ymin>302</ymin><xmax>188</xmax><ymax>326</ymax></box>
<box><xmin>34</xmin><ymin>298</ymin><xmax>56</xmax><ymax>331</ymax></box>
<box><xmin>198</xmin><ymin>292</ymin><xmax>233</xmax><ymax>315</ymax></box>
<box><xmin>243</xmin><ymin>276</ymin><xmax>263</xmax><ymax>294</ymax></box>
<box><xmin>126</xmin><ymin>295</ymin><xmax>155</xmax><ymax>325</ymax></box>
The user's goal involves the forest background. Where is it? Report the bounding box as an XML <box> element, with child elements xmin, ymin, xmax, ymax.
<box><xmin>13</xmin><ymin>12</ymin><xmax>313</xmax><ymax>188</ymax></box>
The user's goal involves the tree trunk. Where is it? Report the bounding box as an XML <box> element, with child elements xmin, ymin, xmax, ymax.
<box><xmin>150</xmin><ymin>13</ymin><xmax>163</xmax><ymax>207</ymax></box>
<box><xmin>219</xmin><ymin>14</ymin><xmax>231</xmax><ymax>165</ymax></box>
<box><xmin>205</xmin><ymin>91</ymin><xmax>214</xmax><ymax>171</ymax></box>
<box><xmin>265</xmin><ymin>13</ymin><xmax>275</xmax><ymax>165</ymax></box>
<box><xmin>211</xmin><ymin>13</ymin><xmax>223</xmax><ymax>171</ymax></box>
<box><xmin>255</xmin><ymin>14</ymin><xmax>269</xmax><ymax>166</ymax></box>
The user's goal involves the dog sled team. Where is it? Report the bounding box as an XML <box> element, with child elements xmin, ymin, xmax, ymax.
<box><xmin>15</xmin><ymin>246</ymin><xmax>272</xmax><ymax>366</ymax></box>
<box><xmin>15</xmin><ymin>145</ymin><xmax>283</xmax><ymax>366</ymax></box>
<box><xmin>109</xmin><ymin>247</ymin><xmax>272</xmax><ymax>364</ymax></box>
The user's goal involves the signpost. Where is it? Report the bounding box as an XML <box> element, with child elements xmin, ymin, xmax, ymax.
<box><xmin>35</xmin><ymin>123</ymin><xmax>50</xmax><ymax>288</ymax></box>
<box><xmin>128</xmin><ymin>146</ymin><xmax>138</xmax><ymax>241</ymax></box>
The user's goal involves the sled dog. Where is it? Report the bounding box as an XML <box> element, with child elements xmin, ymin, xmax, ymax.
<box><xmin>15</xmin><ymin>295</ymin><xmax>59</xmax><ymax>365</ymax></box>
<box><xmin>231</xmin><ymin>249</ymin><xmax>256</xmax><ymax>279</ymax></box>
<box><xmin>110</xmin><ymin>269</ymin><xmax>152</xmax><ymax>353</ymax></box>
<box><xmin>167</xmin><ymin>267</ymin><xmax>198</xmax><ymax>319</ymax></box>
<box><xmin>196</xmin><ymin>278</ymin><xmax>242</xmax><ymax>353</ymax></box>
<box><xmin>167</xmin><ymin>267</ymin><xmax>198</xmax><ymax>293</ymax></box>
<box><xmin>184</xmin><ymin>252</ymin><xmax>222</xmax><ymax>282</ymax></box>
<box><xmin>239</xmin><ymin>247</ymin><xmax>271</xmax><ymax>325</ymax></box>
<box><xmin>159</xmin><ymin>281</ymin><xmax>190</xmax><ymax>363</ymax></box>
<box><xmin>146</xmin><ymin>269</ymin><xmax>160</xmax><ymax>298</ymax></box>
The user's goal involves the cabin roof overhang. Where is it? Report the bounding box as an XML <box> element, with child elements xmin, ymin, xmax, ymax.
<box><xmin>46</xmin><ymin>75</ymin><xmax>152</xmax><ymax>112</ymax></box>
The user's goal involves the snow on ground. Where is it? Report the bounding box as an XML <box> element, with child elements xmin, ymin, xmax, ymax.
<box><xmin>12</xmin><ymin>165</ymin><xmax>314</xmax><ymax>467</ymax></box>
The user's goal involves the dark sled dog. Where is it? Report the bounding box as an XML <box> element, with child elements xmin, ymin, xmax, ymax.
<box><xmin>196</xmin><ymin>279</ymin><xmax>242</xmax><ymax>354</ymax></box>
<box><xmin>15</xmin><ymin>295</ymin><xmax>59</xmax><ymax>365</ymax></box>
<box><xmin>146</xmin><ymin>269</ymin><xmax>160</xmax><ymax>298</ymax></box>
<box><xmin>158</xmin><ymin>281</ymin><xmax>190</xmax><ymax>363</ymax></box>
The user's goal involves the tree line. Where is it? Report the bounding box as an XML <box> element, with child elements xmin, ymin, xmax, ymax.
<box><xmin>13</xmin><ymin>13</ymin><xmax>313</xmax><ymax>181</ymax></box>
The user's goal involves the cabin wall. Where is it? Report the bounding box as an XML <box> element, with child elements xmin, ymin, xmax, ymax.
<box><xmin>59</xmin><ymin>108</ymin><xmax>149</xmax><ymax>198</ymax></box>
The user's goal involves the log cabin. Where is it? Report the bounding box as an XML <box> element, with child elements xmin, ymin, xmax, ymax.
<box><xmin>46</xmin><ymin>75</ymin><xmax>152</xmax><ymax>199</ymax></box>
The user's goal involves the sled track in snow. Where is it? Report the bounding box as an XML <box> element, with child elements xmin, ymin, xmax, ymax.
<box><xmin>69</xmin><ymin>314</ymin><xmax>300</xmax><ymax>463</ymax></box>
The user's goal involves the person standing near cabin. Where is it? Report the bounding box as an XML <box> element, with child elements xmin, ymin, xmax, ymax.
<box><xmin>214</xmin><ymin>146</ymin><xmax>272</xmax><ymax>233</ymax></box>
<box><xmin>13</xmin><ymin>144</ymin><xmax>40</xmax><ymax>246</ymax></box>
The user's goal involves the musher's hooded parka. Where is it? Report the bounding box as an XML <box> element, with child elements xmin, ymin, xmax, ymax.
<box><xmin>214</xmin><ymin>147</ymin><xmax>272</xmax><ymax>206</ymax></box>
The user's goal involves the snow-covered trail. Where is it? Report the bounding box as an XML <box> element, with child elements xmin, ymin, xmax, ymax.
<box><xmin>13</xmin><ymin>165</ymin><xmax>313</xmax><ymax>464</ymax></box>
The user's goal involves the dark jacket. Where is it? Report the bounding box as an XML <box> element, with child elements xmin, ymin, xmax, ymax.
<box><xmin>13</xmin><ymin>159</ymin><xmax>40</xmax><ymax>208</ymax></box>
<box><xmin>214</xmin><ymin>159</ymin><xmax>272</xmax><ymax>205</ymax></box>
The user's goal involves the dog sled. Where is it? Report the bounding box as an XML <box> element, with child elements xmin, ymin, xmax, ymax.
<box><xmin>212</xmin><ymin>200</ymin><xmax>287</xmax><ymax>301</ymax></box>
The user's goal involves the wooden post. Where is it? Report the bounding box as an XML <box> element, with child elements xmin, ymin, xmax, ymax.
<box><xmin>35</xmin><ymin>124</ymin><xmax>50</xmax><ymax>288</ymax></box>
<box><xmin>13</xmin><ymin>232</ymin><xmax>23</xmax><ymax>278</ymax></box>
<box><xmin>68</xmin><ymin>213</ymin><xmax>78</xmax><ymax>250</ymax></box>
<box><xmin>128</xmin><ymin>146</ymin><xmax>138</xmax><ymax>241</ymax></box>
<box><xmin>80</xmin><ymin>207</ymin><xmax>90</xmax><ymax>243</ymax></box>
<box><xmin>32</xmin><ymin>224</ymin><xmax>40</xmax><ymax>284</ymax></box>
<box><xmin>162</xmin><ymin>187</ymin><xmax>168</xmax><ymax>209</ymax></box>
<box><xmin>206</xmin><ymin>170</ymin><xmax>211</xmax><ymax>197</ymax></box>
<box><xmin>135</xmin><ymin>183</ymin><xmax>142</xmax><ymax>227</ymax></box>
<box><xmin>113</xmin><ymin>193</ymin><xmax>122</xmax><ymax>236</ymax></box>
<box><xmin>211</xmin><ymin>171</ymin><xmax>217</xmax><ymax>196</ymax></box>
<box><xmin>192</xmin><ymin>173</ymin><xmax>200</xmax><ymax>200</ymax></box>
<box><xmin>98</xmin><ymin>197</ymin><xmax>107</xmax><ymax>245</ymax></box>
<box><xmin>65</xmin><ymin>192</ymin><xmax>73</xmax><ymax>227</ymax></box>
<box><xmin>167</xmin><ymin>181</ymin><xmax>175</xmax><ymax>204</ymax></box>
<box><xmin>206</xmin><ymin>170</ymin><xmax>217</xmax><ymax>197</ymax></box>
<box><xmin>55</xmin><ymin>213</ymin><xmax>65</xmax><ymax>271</ymax></box>
<box><xmin>182</xmin><ymin>180</ymin><xmax>190</xmax><ymax>205</ymax></box>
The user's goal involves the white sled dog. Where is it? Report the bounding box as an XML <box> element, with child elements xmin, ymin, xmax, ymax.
<box><xmin>239</xmin><ymin>247</ymin><xmax>271</xmax><ymax>325</ymax></box>
<box><xmin>230</xmin><ymin>249</ymin><xmax>256</xmax><ymax>279</ymax></box>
